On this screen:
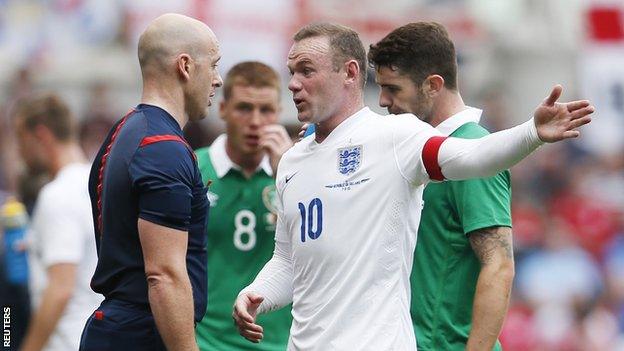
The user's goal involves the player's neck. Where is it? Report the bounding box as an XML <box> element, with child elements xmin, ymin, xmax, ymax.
<box><xmin>50</xmin><ymin>142</ymin><xmax>86</xmax><ymax>177</ymax></box>
<box><xmin>225</xmin><ymin>141</ymin><xmax>263</xmax><ymax>179</ymax></box>
<box><xmin>141</xmin><ymin>80</ymin><xmax>188</xmax><ymax>129</ymax></box>
<box><xmin>315</xmin><ymin>94</ymin><xmax>364</xmax><ymax>143</ymax></box>
<box><xmin>429</xmin><ymin>91</ymin><xmax>466</xmax><ymax>128</ymax></box>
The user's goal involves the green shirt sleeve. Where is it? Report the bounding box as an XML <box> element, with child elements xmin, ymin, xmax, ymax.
<box><xmin>447</xmin><ymin>123</ymin><xmax>512</xmax><ymax>235</ymax></box>
<box><xmin>449</xmin><ymin>171</ymin><xmax>512</xmax><ymax>235</ymax></box>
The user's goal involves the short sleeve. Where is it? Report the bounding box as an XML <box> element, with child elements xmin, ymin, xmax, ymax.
<box><xmin>388</xmin><ymin>114</ymin><xmax>444</xmax><ymax>185</ymax></box>
<box><xmin>33</xmin><ymin>190</ymin><xmax>86</xmax><ymax>267</ymax></box>
<box><xmin>129</xmin><ymin>141</ymin><xmax>195</xmax><ymax>231</ymax></box>
<box><xmin>450</xmin><ymin>170</ymin><xmax>512</xmax><ymax>235</ymax></box>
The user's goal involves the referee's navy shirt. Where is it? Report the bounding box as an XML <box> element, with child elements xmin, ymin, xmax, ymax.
<box><xmin>88</xmin><ymin>104</ymin><xmax>208</xmax><ymax>323</ymax></box>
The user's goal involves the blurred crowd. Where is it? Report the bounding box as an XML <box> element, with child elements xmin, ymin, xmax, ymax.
<box><xmin>1</xmin><ymin>1</ymin><xmax>623</xmax><ymax>350</ymax></box>
<box><xmin>479</xmin><ymin>98</ymin><xmax>624</xmax><ymax>350</ymax></box>
<box><xmin>499</xmin><ymin>145</ymin><xmax>624</xmax><ymax>350</ymax></box>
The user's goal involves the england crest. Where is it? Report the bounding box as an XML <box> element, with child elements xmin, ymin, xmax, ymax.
<box><xmin>337</xmin><ymin>145</ymin><xmax>362</xmax><ymax>175</ymax></box>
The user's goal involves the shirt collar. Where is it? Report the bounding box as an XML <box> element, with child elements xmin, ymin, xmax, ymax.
<box><xmin>435</xmin><ymin>107</ymin><xmax>482</xmax><ymax>136</ymax></box>
<box><xmin>208</xmin><ymin>134</ymin><xmax>273</xmax><ymax>178</ymax></box>
<box><xmin>308</xmin><ymin>107</ymin><xmax>371</xmax><ymax>150</ymax></box>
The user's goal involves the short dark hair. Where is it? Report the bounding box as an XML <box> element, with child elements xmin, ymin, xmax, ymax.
<box><xmin>294</xmin><ymin>22</ymin><xmax>367</xmax><ymax>87</ymax></box>
<box><xmin>368</xmin><ymin>22</ymin><xmax>458</xmax><ymax>90</ymax></box>
<box><xmin>223</xmin><ymin>61</ymin><xmax>281</xmax><ymax>100</ymax></box>
<box><xmin>14</xmin><ymin>93</ymin><xmax>75</xmax><ymax>141</ymax></box>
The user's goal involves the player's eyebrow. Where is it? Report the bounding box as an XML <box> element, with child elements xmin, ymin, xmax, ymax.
<box><xmin>377</xmin><ymin>83</ymin><xmax>400</xmax><ymax>90</ymax></box>
<box><xmin>291</xmin><ymin>59</ymin><xmax>313</xmax><ymax>72</ymax></box>
<box><xmin>288</xmin><ymin>54</ymin><xmax>313</xmax><ymax>67</ymax></box>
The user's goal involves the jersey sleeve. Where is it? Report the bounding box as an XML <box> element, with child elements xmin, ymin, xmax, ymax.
<box><xmin>388</xmin><ymin>114</ymin><xmax>445</xmax><ymax>185</ymax></box>
<box><xmin>449</xmin><ymin>171</ymin><xmax>512</xmax><ymax>235</ymax></box>
<box><xmin>437</xmin><ymin>119</ymin><xmax>543</xmax><ymax>181</ymax></box>
<box><xmin>239</xmin><ymin>161</ymin><xmax>294</xmax><ymax>313</ymax></box>
<box><xmin>129</xmin><ymin>141</ymin><xmax>195</xmax><ymax>231</ymax></box>
<box><xmin>33</xmin><ymin>189</ymin><xmax>86</xmax><ymax>267</ymax></box>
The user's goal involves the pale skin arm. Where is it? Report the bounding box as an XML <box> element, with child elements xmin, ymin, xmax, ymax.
<box><xmin>138</xmin><ymin>219</ymin><xmax>199</xmax><ymax>351</ymax></box>
<box><xmin>465</xmin><ymin>226</ymin><xmax>514</xmax><ymax>351</ymax></box>
<box><xmin>20</xmin><ymin>264</ymin><xmax>77</xmax><ymax>351</ymax></box>
<box><xmin>259</xmin><ymin>124</ymin><xmax>293</xmax><ymax>176</ymax></box>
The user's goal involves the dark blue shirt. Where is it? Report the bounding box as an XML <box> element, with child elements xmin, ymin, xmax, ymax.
<box><xmin>88</xmin><ymin>104</ymin><xmax>208</xmax><ymax>322</ymax></box>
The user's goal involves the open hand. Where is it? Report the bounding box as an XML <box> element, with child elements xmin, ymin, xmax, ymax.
<box><xmin>533</xmin><ymin>85</ymin><xmax>594</xmax><ymax>142</ymax></box>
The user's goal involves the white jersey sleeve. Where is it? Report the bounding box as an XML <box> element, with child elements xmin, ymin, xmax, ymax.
<box><xmin>239</xmin><ymin>166</ymin><xmax>293</xmax><ymax>314</ymax></box>
<box><xmin>437</xmin><ymin>118</ymin><xmax>544</xmax><ymax>180</ymax></box>
<box><xmin>388</xmin><ymin>113</ymin><xmax>443</xmax><ymax>185</ymax></box>
<box><xmin>389</xmin><ymin>114</ymin><xmax>544</xmax><ymax>184</ymax></box>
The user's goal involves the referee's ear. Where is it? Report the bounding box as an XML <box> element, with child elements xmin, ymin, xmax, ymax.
<box><xmin>423</xmin><ymin>74</ymin><xmax>444</xmax><ymax>98</ymax></box>
<box><xmin>176</xmin><ymin>54</ymin><xmax>192</xmax><ymax>81</ymax></box>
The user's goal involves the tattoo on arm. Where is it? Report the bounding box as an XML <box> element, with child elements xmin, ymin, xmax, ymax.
<box><xmin>468</xmin><ymin>226</ymin><xmax>513</xmax><ymax>265</ymax></box>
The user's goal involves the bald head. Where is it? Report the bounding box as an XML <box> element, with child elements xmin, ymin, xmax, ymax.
<box><xmin>138</xmin><ymin>13</ymin><xmax>219</xmax><ymax>76</ymax></box>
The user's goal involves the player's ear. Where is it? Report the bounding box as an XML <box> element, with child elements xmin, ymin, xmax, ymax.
<box><xmin>423</xmin><ymin>75</ymin><xmax>444</xmax><ymax>97</ymax></box>
<box><xmin>176</xmin><ymin>54</ymin><xmax>192</xmax><ymax>81</ymax></box>
<box><xmin>344</xmin><ymin>59</ymin><xmax>359</xmax><ymax>86</ymax></box>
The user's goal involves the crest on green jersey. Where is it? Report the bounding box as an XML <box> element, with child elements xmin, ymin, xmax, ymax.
<box><xmin>262</xmin><ymin>185</ymin><xmax>278</xmax><ymax>214</ymax></box>
<box><xmin>206</xmin><ymin>190</ymin><xmax>219</xmax><ymax>207</ymax></box>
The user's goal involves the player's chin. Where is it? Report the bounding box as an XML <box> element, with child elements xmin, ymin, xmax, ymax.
<box><xmin>191</xmin><ymin>105</ymin><xmax>210</xmax><ymax>121</ymax></box>
<box><xmin>388</xmin><ymin>107</ymin><xmax>406</xmax><ymax>115</ymax></box>
<box><xmin>296</xmin><ymin>111</ymin><xmax>312</xmax><ymax>123</ymax></box>
<box><xmin>243</xmin><ymin>143</ymin><xmax>262</xmax><ymax>154</ymax></box>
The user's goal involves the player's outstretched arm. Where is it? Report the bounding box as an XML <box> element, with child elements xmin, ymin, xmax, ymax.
<box><xmin>433</xmin><ymin>85</ymin><xmax>594</xmax><ymax>181</ymax></box>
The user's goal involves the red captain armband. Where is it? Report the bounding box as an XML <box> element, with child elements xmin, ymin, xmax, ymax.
<box><xmin>422</xmin><ymin>136</ymin><xmax>448</xmax><ymax>181</ymax></box>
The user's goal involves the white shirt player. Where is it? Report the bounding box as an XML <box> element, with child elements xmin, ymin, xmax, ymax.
<box><xmin>29</xmin><ymin>163</ymin><xmax>102</xmax><ymax>351</ymax></box>
<box><xmin>242</xmin><ymin>107</ymin><xmax>543</xmax><ymax>350</ymax></box>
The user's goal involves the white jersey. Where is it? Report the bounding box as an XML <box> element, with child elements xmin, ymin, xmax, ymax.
<box><xmin>246</xmin><ymin>106</ymin><xmax>543</xmax><ymax>350</ymax></box>
<box><xmin>29</xmin><ymin>163</ymin><xmax>102</xmax><ymax>351</ymax></box>
<box><xmin>275</xmin><ymin>107</ymin><xmax>439</xmax><ymax>350</ymax></box>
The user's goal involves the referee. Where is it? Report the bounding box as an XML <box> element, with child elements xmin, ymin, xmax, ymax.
<box><xmin>79</xmin><ymin>14</ymin><xmax>222</xmax><ymax>351</ymax></box>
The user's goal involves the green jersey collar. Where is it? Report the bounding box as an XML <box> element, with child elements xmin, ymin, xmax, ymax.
<box><xmin>435</xmin><ymin>107</ymin><xmax>482</xmax><ymax>136</ymax></box>
<box><xmin>209</xmin><ymin>134</ymin><xmax>273</xmax><ymax>178</ymax></box>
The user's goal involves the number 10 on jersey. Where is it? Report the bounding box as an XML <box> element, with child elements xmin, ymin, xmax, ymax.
<box><xmin>298</xmin><ymin>198</ymin><xmax>323</xmax><ymax>242</ymax></box>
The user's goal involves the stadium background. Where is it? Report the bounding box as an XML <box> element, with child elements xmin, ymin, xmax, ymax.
<box><xmin>0</xmin><ymin>0</ymin><xmax>623</xmax><ymax>350</ymax></box>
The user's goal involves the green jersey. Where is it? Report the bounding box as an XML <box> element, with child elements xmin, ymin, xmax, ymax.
<box><xmin>411</xmin><ymin>117</ymin><xmax>512</xmax><ymax>351</ymax></box>
<box><xmin>195</xmin><ymin>135</ymin><xmax>291</xmax><ymax>351</ymax></box>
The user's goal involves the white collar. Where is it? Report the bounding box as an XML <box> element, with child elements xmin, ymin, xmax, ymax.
<box><xmin>208</xmin><ymin>134</ymin><xmax>273</xmax><ymax>178</ymax></box>
<box><xmin>307</xmin><ymin>106</ymin><xmax>371</xmax><ymax>150</ymax></box>
<box><xmin>435</xmin><ymin>107</ymin><xmax>482</xmax><ymax>136</ymax></box>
